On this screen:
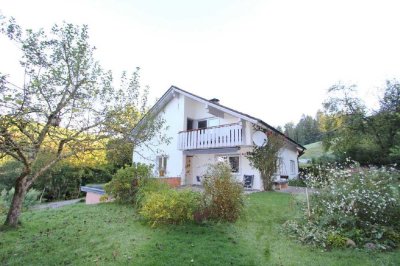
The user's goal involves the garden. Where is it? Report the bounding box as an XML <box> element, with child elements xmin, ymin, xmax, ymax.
<box><xmin>1</xmin><ymin>161</ymin><xmax>399</xmax><ymax>265</ymax></box>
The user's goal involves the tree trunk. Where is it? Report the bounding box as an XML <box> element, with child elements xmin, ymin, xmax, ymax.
<box><xmin>261</xmin><ymin>172</ymin><xmax>274</xmax><ymax>191</ymax></box>
<box><xmin>4</xmin><ymin>173</ymin><xmax>29</xmax><ymax>227</ymax></box>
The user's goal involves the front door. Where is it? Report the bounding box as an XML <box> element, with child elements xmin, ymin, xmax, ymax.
<box><xmin>185</xmin><ymin>156</ymin><xmax>193</xmax><ymax>185</ymax></box>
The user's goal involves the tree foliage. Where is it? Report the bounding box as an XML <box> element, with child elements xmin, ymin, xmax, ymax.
<box><xmin>320</xmin><ymin>81</ymin><xmax>400</xmax><ymax>165</ymax></box>
<box><xmin>0</xmin><ymin>17</ymin><xmax>165</xmax><ymax>226</ymax></box>
<box><xmin>282</xmin><ymin>114</ymin><xmax>322</xmax><ymax>145</ymax></box>
<box><xmin>247</xmin><ymin>132</ymin><xmax>285</xmax><ymax>191</ymax></box>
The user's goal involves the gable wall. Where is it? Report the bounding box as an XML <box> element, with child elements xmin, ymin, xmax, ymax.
<box><xmin>133</xmin><ymin>94</ymin><xmax>185</xmax><ymax>178</ymax></box>
<box><xmin>183</xmin><ymin>96</ymin><xmax>239</xmax><ymax>129</ymax></box>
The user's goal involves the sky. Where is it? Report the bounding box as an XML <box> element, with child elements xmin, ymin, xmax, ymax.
<box><xmin>1</xmin><ymin>0</ymin><xmax>400</xmax><ymax>127</ymax></box>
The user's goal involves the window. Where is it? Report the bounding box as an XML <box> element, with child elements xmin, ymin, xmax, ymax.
<box><xmin>207</xmin><ymin>118</ymin><xmax>219</xmax><ymax>127</ymax></box>
<box><xmin>216</xmin><ymin>155</ymin><xmax>240</xmax><ymax>173</ymax></box>
<box><xmin>187</xmin><ymin>118</ymin><xmax>193</xmax><ymax>130</ymax></box>
<box><xmin>276</xmin><ymin>157</ymin><xmax>283</xmax><ymax>174</ymax></box>
<box><xmin>290</xmin><ymin>160</ymin><xmax>296</xmax><ymax>174</ymax></box>
<box><xmin>197</xmin><ymin>120</ymin><xmax>207</xmax><ymax>129</ymax></box>
<box><xmin>157</xmin><ymin>156</ymin><xmax>168</xmax><ymax>177</ymax></box>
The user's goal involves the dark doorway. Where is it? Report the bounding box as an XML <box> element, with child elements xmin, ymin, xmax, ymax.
<box><xmin>198</xmin><ymin>120</ymin><xmax>207</xmax><ymax>129</ymax></box>
<box><xmin>187</xmin><ymin>119</ymin><xmax>194</xmax><ymax>130</ymax></box>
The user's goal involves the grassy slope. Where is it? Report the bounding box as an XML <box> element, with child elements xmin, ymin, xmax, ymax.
<box><xmin>1</xmin><ymin>193</ymin><xmax>399</xmax><ymax>265</ymax></box>
<box><xmin>302</xmin><ymin>141</ymin><xmax>333</xmax><ymax>160</ymax></box>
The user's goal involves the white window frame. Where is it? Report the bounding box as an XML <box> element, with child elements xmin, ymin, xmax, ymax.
<box><xmin>156</xmin><ymin>155</ymin><xmax>168</xmax><ymax>177</ymax></box>
<box><xmin>215</xmin><ymin>154</ymin><xmax>240</xmax><ymax>174</ymax></box>
<box><xmin>290</xmin><ymin>160</ymin><xmax>296</xmax><ymax>175</ymax></box>
<box><xmin>276</xmin><ymin>157</ymin><xmax>283</xmax><ymax>175</ymax></box>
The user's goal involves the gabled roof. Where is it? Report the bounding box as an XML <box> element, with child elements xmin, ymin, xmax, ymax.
<box><xmin>134</xmin><ymin>85</ymin><xmax>306</xmax><ymax>153</ymax></box>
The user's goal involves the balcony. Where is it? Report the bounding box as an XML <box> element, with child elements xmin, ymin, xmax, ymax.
<box><xmin>178</xmin><ymin>122</ymin><xmax>243</xmax><ymax>150</ymax></box>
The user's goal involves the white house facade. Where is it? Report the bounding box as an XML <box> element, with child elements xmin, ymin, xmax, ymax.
<box><xmin>133</xmin><ymin>86</ymin><xmax>305</xmax><ymax>190</ymax></box>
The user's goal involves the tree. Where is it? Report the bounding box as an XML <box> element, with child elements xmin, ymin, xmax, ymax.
<box><xmin>296</xmin><ymin>114</ymin><xmax>320</xmax><ymax>145</ymax></box>
<box><xmin>0</xmin><ymin>18</ymin><xmax>164</xmax><ymax>226</ymax></box>
<box><xmin>247</xmin><ymin>132</ymin><xmax>285</xmax><ymax>191</ymax></box>
<box><xmin>284</xmin><ymin>122</ymin><xmax>296</xmax><ymax>141</ymax></box>
<box><xmin>320</xmin><ymin>81</ymin><xmax>400</xmax><ymax>165</ymax></box>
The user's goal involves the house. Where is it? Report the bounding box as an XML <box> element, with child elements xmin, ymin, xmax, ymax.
<box><xmin>132</xmin><ymin>86</ymin><xmax>306</xmax><ymax>190</ymax></box>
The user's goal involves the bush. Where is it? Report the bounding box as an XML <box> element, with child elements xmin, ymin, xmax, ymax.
<box><xmin>140</xmin><ymin>189</ymin><xmax>201</xmax><ymax>226</ymax></box>
<box><xmin>0</xmin><ymin>188</ymin><xmax>40</xmax><ymax>214</ymax></box>
<box><xmin>288</xmin><ymin>178</ymin><xmax>307</xmax><ymax>187</ymax></box>
<box><xmin>0</xmin><ymin>160</ymin><xmax>24</xmax><ymax>191</ymax></box>
<box><xmin>34</xmin><ymin>164</ymin><xmax>113</xmax><ymax>201</ymax></box>
<box><xmin>286</xmin><ymin>163</ymin><xmax>400</xmax><ymax>250</ymax></box>
<box><xmin>284</xmin><ymin>220</ymin><xmax>329</xmax><ymax>247</ymax></box>
<box><xmin>135</xmin><ymin>178</ymin><xmax>170</xmax><ymax>208</ymax></box>
<box><xmin>202</xmin><ymin>163</ymin><xmax>244</xmax><ymax>222</ymax></box>
<box><xmin>327</xmin><ymin>233</ymin><xmax>347</xmax><ymax>248</ymax></box>
<box><xmin>104</xmin><ymin>163</ymin><xmax>152</xmax><ymax>204</ymax></box>
<box><xmin>1</xmin><ymin>158</ymin><xmax>113</xmax><ymax>202</ymax></box>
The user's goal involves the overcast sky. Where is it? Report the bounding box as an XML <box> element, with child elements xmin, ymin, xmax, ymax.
<box><xmin>1</xmin><ymin>0</ymin><xmax>399</xmax><ymax>127</ymax></box>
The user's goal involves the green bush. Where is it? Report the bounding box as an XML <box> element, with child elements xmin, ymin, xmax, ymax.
<box><xmin>327</xmin><ymin>233</ymin><xmax>347</xmax><ymax>248</ymax></box>
<box><xmin>202</xmin><ymin>163</ymin><xmax>244</xmax><ymax>222</ymax></box>
<box><xmin>140</xmin><ymin>189</ymin><xmax>201</xmax><ymax>226</ymax></box>
<box><xmin>1</xmin><ymin>158</ymin><xmax>113</xmax><ymax>202</ymax></box>
<box><xmin>135</xmin><ymin>178</ymin><xmax>170</xmax><ymax>208</ymax></box>
<box><xmin>0</xmin><ymin>160</ymin><xmax>24</xmax><ymax>191</ymax></box>
<box><xmin>284</xmin><ymin>220</ymin><xmax>329</xmax><ymax>247</ymax></box>
<box><xmin>288</xmin><ymin>178</ymin><xmax>307</xmax><ymax>187</ymax></box>
<box><xmin>0</xmin><ymin>188</ymin><xmax>40</xmax><ymax>214</ymax></box>
<box><xmin>286</xmin><ymin>163</ymin><xmax>400</xmax><ymax>250</ymax></box>
<box><xmin>104</xmin><ymin>163</ymin><xmax>152</xmax><ymax>204</ymax></box>
<box><xmin>34</xmin><ymin>164</ymin><xmax>113</xmax><ymax>201</ymax></box>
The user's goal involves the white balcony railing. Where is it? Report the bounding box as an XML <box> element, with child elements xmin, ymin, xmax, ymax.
<box><xmin>178</xmin><ymin>122</ymin><xmax>243</xmax><ymax>150</ymax></box>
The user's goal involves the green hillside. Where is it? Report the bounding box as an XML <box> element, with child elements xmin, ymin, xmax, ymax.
<box><xmin>301</xmin><ymin>141</ymin><xmax>333</xmax><ymax>161</ymax></box>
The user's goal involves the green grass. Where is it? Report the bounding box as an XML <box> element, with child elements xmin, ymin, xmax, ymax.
<box><xmin>1</xmin><ymin>193</ymin><xmax>399</xmax><ymax>265</ymax></box>
<box><xmin>302</xmin><ymin>141</ymin><xmax>333</xmax><ymax>160</ymax></box>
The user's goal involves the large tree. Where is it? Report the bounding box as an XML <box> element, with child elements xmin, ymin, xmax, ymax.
<box><xmin>320</xmin><ymin>81</ymin><xmax>400</xmax><ymax>165</ymax></box>
<box><xmin>0</xmin><ymin>18</ymin><xmax>163</xmax><ymax>226</ymax></box>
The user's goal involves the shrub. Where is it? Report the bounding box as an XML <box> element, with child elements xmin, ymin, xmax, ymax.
<box><xmin>140</xmin><ymin>189</ymin><xmax>201</xmax><ymax>226</ymax></box>
<box><xmin>34</xmin><ymin>164</ymin><xmax>113</xmax><ymax>201</ymax></box>
<box><xmin>327</xmin><ymin>233</ymin><xmax>347</xmax><ymax>248</ymax></box>
<box><xmin>135</xmin><ymin>178</ymin><xmax>170</xmax><ymax>208</ymax></box>
<box><xmin>0</xmin><ymin>188</ymin><xmax>40</xmax><ymax>214</ymax></box>
<box><xmin>202</xmin><ymin>163</ymin><xmax>244</xmax><ymax>222</ymax></box>
<box><xmin>104</xmin><ymin>163</ymin><xmax>152</xmax><ymax>204</ymax></box>
<box><xmin>284</xmin><ymin>220</ymin><xmax>329</xmax><ymax>247</ymax></box>
<box><xmin>1</xmin><ymin>158</ymin><xmax>114</xmax><ymax>202</ymax></box>
<box><xmin>288</xmin><ymin>178</ymin><xmax>307</xmax><ymax>187</ymax></box>
<box><xmin>286</xmin><ymin>163</ymin><xmax>400</xmax><ymax>250</ymax></box>
<box><xmin>0</xmin><ymin>160</ymin><xmax>24</xmax><ymax>191</ymax></box>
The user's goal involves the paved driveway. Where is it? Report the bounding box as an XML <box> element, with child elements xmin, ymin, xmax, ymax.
<box><xmin>278</xmin><ymin>186</ymin><xmax>316</xmax><ymax>194</ymax></box>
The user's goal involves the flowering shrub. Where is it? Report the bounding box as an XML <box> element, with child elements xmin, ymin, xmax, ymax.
<box><xmin>285</xmin><ymin>162</ymin><xmax>400</xmax><ymax>250</ymax></box>
<box><xmin>202</xmin><ymin>163</ymin><xmax>245</xmax><ymax>222</ymax></box>
<box><xmin>139</xmin><ymin>189</ymin><xmax>201</xmax><ymax>226</ymax></box>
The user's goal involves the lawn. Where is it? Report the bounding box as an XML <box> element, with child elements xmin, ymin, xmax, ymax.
<box><xmin>302</xmin><ymin>141</ymin><xmax>333</xmax><ymax>161</ymax></box>
<box><xmin>0</xmin><ymin>193</ymin><xmax>399</xmax><ymax>265</ymax></box>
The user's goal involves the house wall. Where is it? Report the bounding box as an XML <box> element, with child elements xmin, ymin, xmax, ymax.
<box><xmin>187</xmin><ymin>144</ymin><xmax>299</xmax><ymax>190</ymax></box>
<box><xmin>278</xmin><ymin>144</ymin><xmax>300</xmax><ymax>179</ymax></box>
<box><xmin>133</xmin><ymin>90</ymin><xmax>300</xmax><ymax>189</ymax></box>
<box><xmin>133</xmin><ymin>94</ymin><xmax>185</xmax><ymax>179</ymax></box>
<box><xmin>183</xmin><ymin>97</ymin><xmax>239</xmax><ymax>129</ymax></box>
